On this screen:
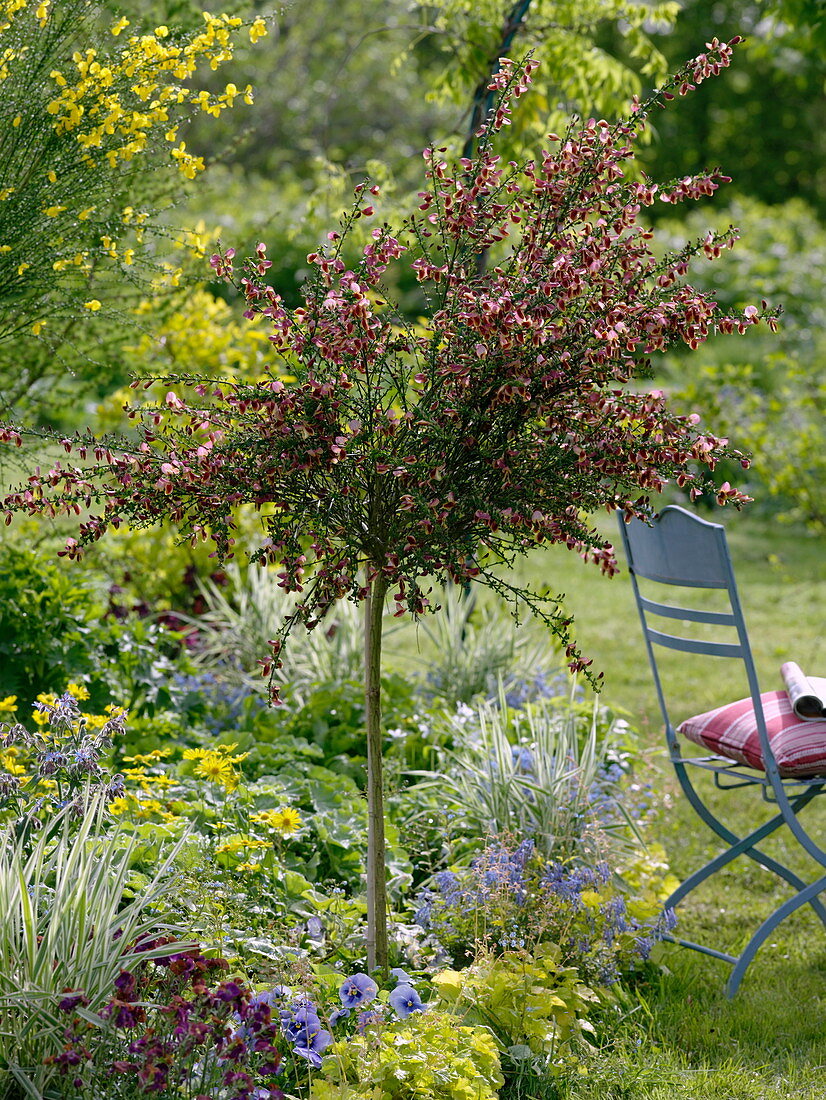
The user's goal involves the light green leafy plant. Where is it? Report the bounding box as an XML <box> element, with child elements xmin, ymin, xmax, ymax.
<box><xmin>310</xmin><ymin>1009</ymin><xmax>504</xmax><ymax>1100</ymax></box>
<box><xmin>432</xmin><ymin>944</ymin><xmax>598</xmax><ymax>1075</ymax></box>
<box><xmin>0</xmin><ymin>793</ymin><xmax>191</xmax><ymax>1099</ymax></box>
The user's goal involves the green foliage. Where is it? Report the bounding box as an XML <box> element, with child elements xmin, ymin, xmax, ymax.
<box><xmin>410</xmin><ymin>689</ymin><xmax>635</xmax><ymax>863</ymax></box>
<box><xmin>423</xmin><ymin>0</ymin><xmax>677</xmax><ymax>159</ymax></box>
<box><xmin>639</xmin><ymin>1</ymin><xmax>826</xmax><ymax>217</ymax></box>
<box><xmin>181</xmin><ymin>563</ymin><xmax>370</xmax><ymax>699</ymax></box>
<box><xmin>0</xmin><ymin>545</ymin><xmax>108</xmax><ymax>708</ymax></box>
<box><xmin>432</xmin><ymin>944</ymin><xmax>597</xmax><ymax>1073</ymax></box>
<box><xmin>310</xmin><ymin>1009</ymin><xmax>504</xmax><ymax>1100</ymax></box>
<box><xmin>0</xmin><ymin>544</ymin><xmax>186</xmax><ymax>713</ymax></box>
<box><xmin>657</xmin><ymin>198</ymin><xmax>826</xmax><ymax>527</ymax></box>
<box><xmin>408</xmin><ymin>587</ymin><xmax>564</xmax><ymax>708</ymax></box>
<box><xmin>0</xmin><ymin>796</ymin><xmax>188</xmax><ymax>1098</ymax></box>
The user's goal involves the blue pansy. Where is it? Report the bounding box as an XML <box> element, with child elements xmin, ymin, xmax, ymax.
<box><xmin>389</xmin><ymin>983</ymin><xmax>428</xmax><ymax>1019</ymax></box>
<box><xmin>338</xmin><ymin>972</ymin><xmax>379</xmax><ymax>1009</ymax></box>
<box><xmin>281</xmin><ymin>1004</ymin><xmax>332</xmax><ymax>1068</ymax></box>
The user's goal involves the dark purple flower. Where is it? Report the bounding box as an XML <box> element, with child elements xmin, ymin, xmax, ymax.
<box><xmin>58</xmin><ymin>991</ymin><xmax>89</xmax><ymax>1012</ymax></box>
<box><xmin>114</xmin><ymin>970</ymin><xmax>137</xmax><ymax>998</ymax></box>
<box><xmin>216</xmin><ymin>981</ymin><xmax>246</xmax><ymax>1004</ymax></box>
<box><xmin>388</xmin><ymin>984</ymin><xmax>427</xmax><ymax>1019</ymax></box>
<box><xmin>338</xmin><ymin>972</ymin><xmax>378</xmax><ymax>1009</ymax></box>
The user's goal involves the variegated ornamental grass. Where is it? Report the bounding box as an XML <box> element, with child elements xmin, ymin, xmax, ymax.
<box><xmin>0</xmin><ymin>793</ymin><xmax>192</xmax><ymax>1098</ymax></box>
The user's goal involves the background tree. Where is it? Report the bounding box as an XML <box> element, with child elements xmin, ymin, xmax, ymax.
<box><xmin>634</xmin><ymin>0</ymin><xmax>826</xmax><ymax>217</ymax></box>
<box><xmin>2</xmin><ymin>44</ymin><xmax>774</xmax><ymax>970</ymax></box>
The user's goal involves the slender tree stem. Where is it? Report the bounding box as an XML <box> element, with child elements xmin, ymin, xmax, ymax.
<box><xmin>364</xmin><ymin>567</ymin><xmax>389</xmax><ymax>974</ymax></box>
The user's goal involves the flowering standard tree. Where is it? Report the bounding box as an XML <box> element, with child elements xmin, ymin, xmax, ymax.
<box><xmin>1</xmin><ymin>40</ymin><xmax>776</xmax><ymax>972</ymax></box>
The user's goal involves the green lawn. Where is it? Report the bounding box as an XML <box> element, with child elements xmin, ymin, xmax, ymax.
<box><xmin>527</xmin><ymin>510</ymin><xmax>826</xmax><ymax>1099</ymax></box>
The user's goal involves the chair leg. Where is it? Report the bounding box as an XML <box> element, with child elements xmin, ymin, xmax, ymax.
<box><xmin>666</xmin><ymin>823</ymin><xmax>826</xmax><ymax>930</ymax></box>
<box><xmin>668</xmin><ymin>770</ymin><xmax>826</xmax><ymax>928</ymax></box>
<box><xmin>725</xmin><ymin>874</ymin><xmax>826</xmax><ymax>998</ymax></box>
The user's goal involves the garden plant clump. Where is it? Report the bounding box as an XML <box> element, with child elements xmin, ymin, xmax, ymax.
<box><xmin>0</xmin><ymin>611</ymin><xmax>678</xmax><ymax>1098</ymax></box>
<box><xmin>0</xmin><ymin>4</ymin><xmax>818</xmax><ymax>1097</ymax></box>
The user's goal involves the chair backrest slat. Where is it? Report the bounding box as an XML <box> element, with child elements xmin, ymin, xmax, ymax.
<box><xmin>637</xmin><ymin>595</ymin><xmax>736</xmax><ymax>627</ymax></box>
<box><xmin>622</xmin><ymin>506</ymin><xmax>731</xmax><ymax>588</ymax></box>
<box><xmin>646</xmin><ymin>627</ymin><xmax>745</xmax><ymax>659</ymax></box>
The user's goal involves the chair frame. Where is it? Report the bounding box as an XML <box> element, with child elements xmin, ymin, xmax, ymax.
<box><xmin>618</xmin><ymin>505</ymin><xmax>826</xmax><ymax>996</ymax></box>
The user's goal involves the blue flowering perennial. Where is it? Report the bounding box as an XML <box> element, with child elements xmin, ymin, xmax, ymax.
<box><xmin>415</xmin><ymin>839</ymin><xmax>678</xmax><ymax>986</ymax></box>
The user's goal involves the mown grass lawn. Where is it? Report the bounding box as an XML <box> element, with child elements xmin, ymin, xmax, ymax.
<box><xmin>524</xmin><ymin>508</ymin><xmax>826</xmax><ymax>1099</ymax></box>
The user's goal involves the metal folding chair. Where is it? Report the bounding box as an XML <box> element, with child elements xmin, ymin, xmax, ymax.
<box><xmin>618</xmin><ymin>505</ymin><xmax>826</xmax><ymax>996</ymax></box>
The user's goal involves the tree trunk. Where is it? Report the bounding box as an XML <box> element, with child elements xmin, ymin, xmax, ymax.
<box><xmin>364</xmin><ymin>569</ymin><xmax>389</xmax><ymax>974</ymax></box>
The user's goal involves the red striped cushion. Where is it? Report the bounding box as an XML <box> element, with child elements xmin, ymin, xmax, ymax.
<box><xmin>678</xmin><ymin>691</ymin><xmax>826</xmax><ymax>778</ymax></box>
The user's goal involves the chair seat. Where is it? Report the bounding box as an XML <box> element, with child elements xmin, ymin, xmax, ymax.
<box><xmin>678</xmin><ymin>691</ymin><xmax>826</xmax><ymax>778</ymax></box>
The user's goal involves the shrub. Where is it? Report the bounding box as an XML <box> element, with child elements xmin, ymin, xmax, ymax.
<box><xmin>0</xmin><ymin>545</ymin><xmax>186</xmax><ymax>714</ymax></box>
